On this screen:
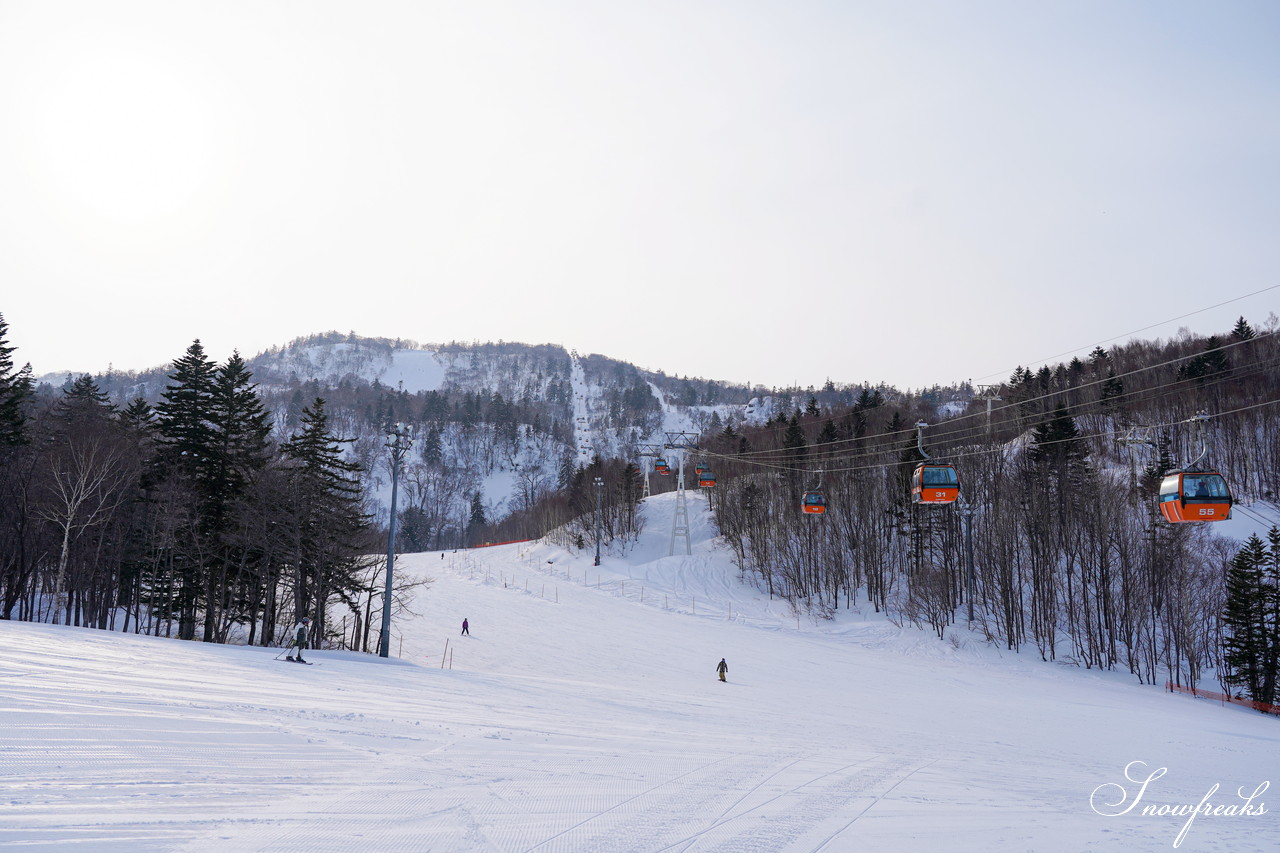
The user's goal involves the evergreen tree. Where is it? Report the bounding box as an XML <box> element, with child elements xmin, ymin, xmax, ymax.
<box><xmin>1179</xmin><ymin>336</ymin><xmax>1231</xmax><ymax>384</ymax></box>
<box><xmin>1222</xmin><ymin>534</ymin><xmax>1270</xmax><ymax>701</ymax></box>
<box><xmin>1201</xmin><ymin>335</ymin><xmax>1232</xmax><ymax>377</ymax></box>
<box><xmin>1232</xmin><ymin>316</ymin><xmax>1256</xmax><ymax>342</ymax></box>
<box><xmin>847</xmin><ymin>409</ymin><xmax>868</xmax><ymax>441</ymax></box>
<box><xmin>195</xmin><ymin>352</ymin><xmax>275</xmax><ymax>640</ymax></box>
<box><xmin>421</xmin><ymin>390</ymin><xmax>449</xmax><ymax>424</ymax></box>
<box><xmin>1066</xmin><ymin>357</ymin><xmax>1086</xmax><ymax>387</ymax></box>
<box><xmin>0</xmin><ymin>313</ymin><xmax>33</xmax><ymax>447</ymax></box>
<box><xmin>1260</xmin><ymin>527</ymin><xmax>1280</xmax><ymax>705</ymax></box>
<box><xmin>396</xmin><ymin>505</ymin><xmax>432</xmax><ymax>552</ymax></box>
<box><xmin>208</xmin><ymin>351</ymin><xmax>273</xmax><ymax>523</ymax></box>
<box><xmin>154</xmin><ymin>340</ymin><xmax>218</xmax><ymax>485</ymax></box>
<box><xmin>1008</xmin><ymin>367</ymin><xmax>1039</xmax><ymax>421</ymax></box>
<box><xmin>146</xmin><ymin>346</ymin><xmax>275</xmax><ymax>640</ymax></box>
<box><xmin>285</xmin><ymin>389</ymin><xmax>306</xmax><ymax>431</ymax></box>
<box><xmin>490</xmin><ymin>392</ymin><xmax>518</xmax><ymax>445</ymax></box>
<box><xmin>1028</xmin><ymin>403</ymin><xmax>1089</xmax><ymax>478</ymax></box>
<box><xmin>783</xmin><ymin>413</ymin><xmax>808</xmax><ymax>464</ymax></box>
<box><xmin>1087</xmin><ymin>347</ymin><xmax>1111</xmax><ymax>378</ymax></box>
<box><xmin>119</xmin><ymin>397</ymin><xmax>156</xmax><ymax>433</ymax></box>
<box><xmin>817</xmin><ymin>418</ymin><xmax>839</xmax><ymax>445</ymax></box>
<box><xmin>1035</xmin><ymin>366</ymin><xmax>1053</xmax><ymax>396</ymax></box>
<box><xmin>1026</xmin><ymin>401</ymin><xmax>1092</xmax><ymax>537</ymax></box>
<box><xmin>149</xmin><ymin>341</ymin><xmax>220</xmax><ymax>638</ymax></box>
<box><xmin>421</xmin><ymin>428</ymin><xmax>444</xmax><ymax>467</ymax></box>
<box><xmin>54</xmin><ymin>375</ymin><xmax>116</xmax><ymax>433</ymax></box>
<box><xmin>556</xmin><ymin>455</ymin><xmax>577</xmax><ymax>491</ymax></box>
<box><xmin>280</xmin><ymin>398</ymin><xmax>371</xmax><ymax>627</ymax></box>
<box><xmin>1098</xmin><ymin>368</ymin><xmax>1124</xmax><ymax>413</ymax></box>
<box><xmin>467</xmin><ymin>492</ymin><xmax>487</xmax><ymax>543</ymax></box>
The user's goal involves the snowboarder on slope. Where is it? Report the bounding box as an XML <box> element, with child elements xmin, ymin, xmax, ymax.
<box><xmin>717</xmin><ymin>658</ymin><xmax>728</xmax><ymax>682</ymax></box>
<box><xmin>461</xmin><ymin>618</ymin><xmax>469</xmax><ymax>636</ymax></box>
<box><xmin>286</xmin><ymin>617</ymin><xmax>311</xmax><ymax>663</ymax></box>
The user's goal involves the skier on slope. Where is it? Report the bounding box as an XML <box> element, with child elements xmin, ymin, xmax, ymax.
<box><xmin>717</xmin><ymin>658</ymin><xmax>728</xmax><ymax>682</ymax></box>
<box><xmin>461</xmin><ymin>618</ymin><xmax>469</xmax><ymax>636</ymax></box>
<box><xmin>286</xmin><ymin>617</ymin><xmax>311</xmax><ymax>663</ymax></box>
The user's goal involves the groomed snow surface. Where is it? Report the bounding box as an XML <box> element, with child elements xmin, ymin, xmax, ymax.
<box><xmin>3</xmin><ymin>492</ymin><xmax>1275</xmax><ymax>852</ymax></box>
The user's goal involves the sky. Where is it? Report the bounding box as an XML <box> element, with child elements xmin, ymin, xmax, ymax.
<box><xmin>4</xmin><ymin>491</ymin><xmax>1278</xmax><ymax>851</ymax></box>
<box><xmin>2</xmin><ymin>1</ymin><xmax>1278</xmax><ymax>390</ymax></box>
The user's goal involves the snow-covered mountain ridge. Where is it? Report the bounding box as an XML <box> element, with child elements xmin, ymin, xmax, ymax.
<box><xmin>35</xmin><ymin>332</ymin><xmax>903</xmax><ymax>434</ymax></box>
<box><xmin>34</xmin><ymin>333</ymin><xmax>840</xmax><ymax>535</ymax></box>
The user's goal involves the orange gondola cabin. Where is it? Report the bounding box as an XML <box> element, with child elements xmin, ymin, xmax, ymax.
<box><xmin>698</xmin><ymin>470</ymin><xmax>717</xmax><ymax>488</ymax></box>
<box><xmin>912</xmin><ymin>463</ymin><xmax>959</xmax><ymax>504</ymax></box>
<box><xmin>1158</xmin><ymin>471</ymin><xmax>1232</xmax><ymax>523</ymax></box>
<box><xmin>802</xmin><ymin>491</ymin><xmax>826</xmax><ymax>514</ymax></box>
<box><xmin>654</xmin><ymin>458</ymin><xmax>671</xmax><ymax>475</ymax></box>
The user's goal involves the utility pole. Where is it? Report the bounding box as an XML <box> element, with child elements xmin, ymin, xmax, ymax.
<box><xmin>379</xmin><ymin>422</ymin><xmax>413</xmax><ymax>658</ymax></box>
<box><xmin>593</xmin><ymin>476</ymin><xmax>604</xmax><ymax>566</ymax></box>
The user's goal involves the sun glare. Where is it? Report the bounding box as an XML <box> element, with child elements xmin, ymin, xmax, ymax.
<box><xmin>23</xmin><ymin>42</ymin><xmax>228</xmax><ymax>230</ymax></box>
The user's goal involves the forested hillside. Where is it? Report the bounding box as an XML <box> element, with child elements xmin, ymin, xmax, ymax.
<box><xmin>703</xmin><ymin>318</ymin><xmax>1280</xmax><ymax>703</ymax></box>
<box><xmin>2</xmin><ymin>314</ymin><xmax>1278</xmax><ymax>704</ymax></box>
<box><xmin>0</xmin><ymin>325</ymin><xmax>765</xmax><ymax>652</ymax></box>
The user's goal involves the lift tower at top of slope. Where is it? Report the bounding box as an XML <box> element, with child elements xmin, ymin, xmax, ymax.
<box><xmin>665</xmin><ymin>432</ymin><xmax>699</xmax><ymax>556</ymax></box>
<box><xmin>637</xmin><ymin>443</ymin><xmax>665</xmax><ymax>500</ymax></box>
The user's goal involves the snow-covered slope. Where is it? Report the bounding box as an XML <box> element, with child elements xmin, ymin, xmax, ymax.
<box><xmin>254</xmin><ymin>340</ymin><xmax>447</xmax><ymax>393</ymax></box>
<box><xmin>3</xmin><ymin>493</ymin><xmax>1276</xmax><ymax>852</ymax></box>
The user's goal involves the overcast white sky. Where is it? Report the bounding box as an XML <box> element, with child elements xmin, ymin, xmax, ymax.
<box><xmin>2</xmin><ymin>1</ymin><xmax>1278</xmax><ymax>390</ymax></box>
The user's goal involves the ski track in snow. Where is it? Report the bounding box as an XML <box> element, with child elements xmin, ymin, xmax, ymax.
<box><xmin>2</xmin><ymin>493</ymin><xmax>1278</xmax><ymax>852</ymax></box>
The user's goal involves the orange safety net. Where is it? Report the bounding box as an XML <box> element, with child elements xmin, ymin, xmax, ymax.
<box><xmin>470</xmin><ymin>538</ymin><xmax>536</xmax><ymax>549</ymax></box>
<box><xmin>1166</xmin><ymin>681</ymin><xmax>1280</xmax><ymax>716</ymax></box>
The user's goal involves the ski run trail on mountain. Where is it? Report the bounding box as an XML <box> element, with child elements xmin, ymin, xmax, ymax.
<box><xmin>2</xmin><ymin>492</ymin><xmax>1276</xmax><ymax>852</ymax></box>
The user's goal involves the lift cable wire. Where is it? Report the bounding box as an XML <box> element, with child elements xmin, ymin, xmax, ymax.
<box><xmin>698</xmin><ymin>394</ymin><xmax>1280</xmax><ymax>479</ymax></box>
<box><xmin>701</xmin><ymin>356</ymin><xmax>1280</xmax><ymax>477</ymax></box>
<box><xmin>706</xmin><ymin>331</ymin><xmax>1278</xmax><ymax>466</ymax></box>
<box><xmin>971</xmin><ymin>282</ymin><xmax>1280</xmax><ymax>385</ymax></box>
<box><xmin>1230</xmin><ymin>502</ymin><xmax>1280</xmax><ymax>528</ymax></box>
<box><xmin>706</xmin><ymin>328</ymin><xmax>1275</xmax><ymax>458</ymax></box>
<box><xmin>788</xmin><ymin>348</ymin><xmax>1280</xmax><ymax>470</ymax></box>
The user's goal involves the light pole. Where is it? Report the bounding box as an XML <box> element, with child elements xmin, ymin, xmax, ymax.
<box><xmin>379</xmin><ymin>422</ymin><xmax>413</xmax><ymax>658</ymax></box>
<box><xmin>593</xmin><ymin>476</ymin><xmax>604</xmax><ymax>566</ymax></box>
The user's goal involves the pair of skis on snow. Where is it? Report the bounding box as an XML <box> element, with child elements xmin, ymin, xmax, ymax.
<box><xmin>274</xmin><ymin>652</ymin><xmax>315</xmax><ymax>665</ymax></box>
